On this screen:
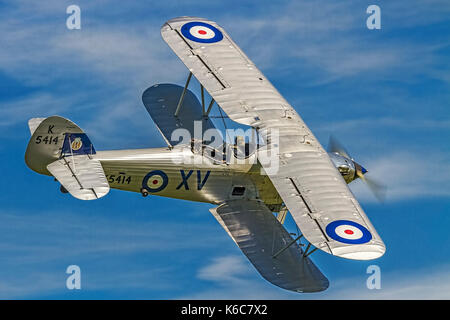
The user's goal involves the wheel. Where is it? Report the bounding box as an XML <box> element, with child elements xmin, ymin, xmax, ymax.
<box><xmin>140</xmin><ymin>188</ymin><xmax>149</xmax><ymax>197</ymax></box>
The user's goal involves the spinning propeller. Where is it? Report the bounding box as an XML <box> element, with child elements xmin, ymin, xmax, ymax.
<box><xmin>328</xmin><ymin>136</ymin><xmax>386</xmax><ymax>203</ymax></box>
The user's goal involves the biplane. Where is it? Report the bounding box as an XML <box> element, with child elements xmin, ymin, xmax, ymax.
<box><xmin>25</xmin><ymin>17</ymin><xmax>385</xmax><ymax>293</ymax></box>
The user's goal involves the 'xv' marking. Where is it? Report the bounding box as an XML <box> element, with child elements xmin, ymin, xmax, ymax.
<box><xmin>176</xmin><ymin>170</ymin><xmax>211</xmax><ymax>190</ymax></box>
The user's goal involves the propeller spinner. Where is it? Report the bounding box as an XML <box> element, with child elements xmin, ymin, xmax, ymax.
<box><xmin>328</xmin><ymin>136</ymin><xmax>386</xmax><ymax>202</ymax></box>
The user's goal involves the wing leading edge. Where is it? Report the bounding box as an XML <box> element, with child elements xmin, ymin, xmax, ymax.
<box><xmin>161</xmin><ymin>17</ymin><xmax>385</xmax><ymax>260</ymax></box>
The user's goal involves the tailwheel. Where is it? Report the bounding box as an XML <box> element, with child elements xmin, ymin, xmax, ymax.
<box><xmin>60</xmin><ymin>185</ymin><xmax>69</xmax><ymax>194</ymax></box>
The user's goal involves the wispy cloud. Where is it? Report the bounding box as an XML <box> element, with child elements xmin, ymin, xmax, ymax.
<box><xmin>181</xmin><ymin>255</ymin><xmax>450</xmax><ymax>299</ymax></box>
<box><xmin>0</xmin><ymin>210</ymin><xmax>222</xmax><ymax>263</ymax></box>
<box><xmin>349</xmin><ymin>151</ymin><xmax>450</xmax><ymax>202</ymax></box>
<box><xmin>0</xmin><ymin>94</ymin><xmax>70</xmax><ymax>129</ymax></box>
<box><xmin>324</xmin><ymin>263</ymin><xmax>450</xmax><ymax>300</ymax></box>
<box><xmin>0</xmin><ymin>209</ymin><xmax>224</xmax><ymax>298</ymax></box>
<box><xmin>1</xmin><ymin>0</ymin><xmax>449</xmax><ymax>300</ymax></box>
<box><xmin>0</xmin><ymin>2</ymin><xmax>183</xmax><ymax>87</ymax></box>
<box><xmin>316</xmin><ymin>117</ymin><xmax>450</xmax><ymax>132</ymax></box>
<box><xmin>221</xmin><ymin>0</ymin><xmax>450</xmax><ymax>85</ymax></box>
<box><xmin>1</xmin><ymin>0</ymin><xmax>448</xmax><ymax>146</ymax></box>
<box><xmin>197</xmin><ymin>255</ymin><xmax>252</xmax><ymax>284</ymax></box>
<box><xmin>0</xmin><ymin>2</ymin><xmax>187</xmax><ymax>147</ymax></box>
<box><xmin>178</xmin><ymin>254</ymin><xmax>295</xmax><ymax>299</ymax></box>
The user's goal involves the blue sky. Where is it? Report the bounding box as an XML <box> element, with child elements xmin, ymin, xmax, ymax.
<box><xmin>0</xmin><ymin>0</ymin><xmax>449</xmax><ymax>299</ymax></box>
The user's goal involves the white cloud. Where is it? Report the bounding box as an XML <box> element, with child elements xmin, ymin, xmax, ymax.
<box><xmin>0</xmin><ymin>94</ymin><xmax>70</xmax><ymax>128</ymax></box>
<box><xmin>0</xmin><ymin>208</ymin><xmax>227</xmax><ymax>298</ymax></box>
<box><xmin>197</xmin><ymin>255</ymin><xmax>252</xmax><ymax>283</ymax></box>
<box><xmin>219</xmin><ymin>0</ymin><xmax>449</xmax><ymax>86</ymax></box>
<box><xmin>179</xmin><ymin>254</ymin><xmax>297</xmax><ymax>299</ymax></box>
<box><xmin>51</xmin><ymin>28</ymin><xmax>183</xmax><ymax>88</ymax></box>
<box><xmin>1</xmin><ymin>0</ymin><xmax>448</xmax><ymax>149</ymax></box>
<box><xmin>0</xmin><ymin>210</ymin><xmax>223</xmax><ymax>263</ymax></box>
<box><xmin>0</xmin><ymin>3</ymin><xmax>187</xmax><ymax>148</ymax></box>
<box><xmin>327</xmin><ymin>265</ymin><xmax>450</xmax><ymax>300</ymax></box>
<box><xmin>0</xmin><ymin>2</ymin><xmax>183</xmax><ymax>87</ymax></box>
<box><xmin>1</xmin><ymin>0</ymin><xmax>448</xmax><ymax>300</ymax></box>
<box><xmin>316</xmin><ymin>117</ymin><xmax>450</xmax><ymax>133</ymax></box>
<box><xmin>349</xmin><ymin>151</ymin><xmax>450</xmax><ymax>202</ymax></box>
<box><xmin>181</xmin><ymin>254</ymin><xmax>450</xmax><ymax>299</ymax></box>
<box><xmin>0</xmin><ymin>271</ymin><xmax>63</xmax><ymax>299</ymax></box>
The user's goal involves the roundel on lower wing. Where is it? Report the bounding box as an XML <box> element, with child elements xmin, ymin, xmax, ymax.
<box><xmin>180</xmin><ymin>21</ymin><xmax>223</xmax><ymax>43</ymax></box>
<box><xmin>325</xmin><ymin>220</ymin><xmax>372</xmax><ymax>244</ymax></box>
<box><xmin>142</xmin><ymin>170</ymin><xmax>168</xmax><ymax>193</ymax></box>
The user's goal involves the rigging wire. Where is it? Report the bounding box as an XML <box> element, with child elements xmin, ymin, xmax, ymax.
<box><xmin>217</xmin><ymin>103</ymin><xmax>233</xmax><ymax>145</ymax></box>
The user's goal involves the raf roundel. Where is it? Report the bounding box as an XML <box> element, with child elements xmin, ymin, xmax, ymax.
<box><xmin>142</xmin><ymin>170</ymin><xmax>169</xmax><ymax>193</ymax></box>
<box><xmin>325</xmin><ymin>220</ymin><xmax>372</xmax><ymax>244</ymax></box>
<box><xmin>181</xmin><ymin>21</ymin><xmax>223</xmax><ymax>43</ymax></box>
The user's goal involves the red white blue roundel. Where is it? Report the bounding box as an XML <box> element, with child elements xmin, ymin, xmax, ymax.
<box><xmin>181</xmin><ymin>22</ymin><xmax>223</xmax><ymax>43</ymax></box>
<box><xmin>325</xmin><ymin>220</ymin><xmax>372</xmax><ymax>244</ymax></box>
<box><xmin>142</xmin><ymin>170</ymin><xmax>168</xmax><ymax>193</ymax></box>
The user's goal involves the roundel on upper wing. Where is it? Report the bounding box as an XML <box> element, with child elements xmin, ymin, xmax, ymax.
<box><xmin>180</xmin><ymin>21</ymin><xmax>223</xmax><ymax>43</ymax></box>
<box><xmin>325</xmin><ymin>220</ymin><xmax>372</xmax><ymax>244</ymax></box>
<box><xmin>142</xmin><ymin>170</ymin><xmax>168</xmax><ymax>193</ymax></box>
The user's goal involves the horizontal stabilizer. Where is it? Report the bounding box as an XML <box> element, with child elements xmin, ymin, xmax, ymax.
<box><xmin>47</xmin><ymin>155</ymin><xmax>109</xmax><ymax>200</ymax></box>
<box><xmin>210</xmin><ymin>199</ymin><xmax>329</xmax><ymax>293</ymax></box>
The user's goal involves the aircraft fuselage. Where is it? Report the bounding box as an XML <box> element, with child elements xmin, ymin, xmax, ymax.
<box><xmin>94</xmin><ymin>146</ymin><xmax>284</xmax><ymax>210</ymax></box>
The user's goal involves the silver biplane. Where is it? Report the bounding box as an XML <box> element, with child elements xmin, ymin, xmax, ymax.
<box><xmin>25</xmin><ymin>17</ymin><xmax>385</xmax><ymax>293</ymax></box>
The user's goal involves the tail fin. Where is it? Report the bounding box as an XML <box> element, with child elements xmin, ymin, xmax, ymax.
<box><xmin>25</xmin><ymin>116</ymin><xmax>94</xmax><ymax>175</ymax></box>
<box><xmin>25</xmin><ymin>116</ymin><xmax>108</xmax><ymax>200</ymax></box>
<box><xmin>28</xmin><ymin>118</ymin><xmax>46</xmax><ymax>135</ymax></box>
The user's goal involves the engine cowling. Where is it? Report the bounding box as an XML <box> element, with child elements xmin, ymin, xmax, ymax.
<box><xmin>328</xmin><ymin>152</ymin><xmax>362</xmax><ymax>184</ymax></box>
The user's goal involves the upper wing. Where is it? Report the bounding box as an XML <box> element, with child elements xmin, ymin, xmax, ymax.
<box><xmin>142</xmin><ymin>83</ymin><xmax>218</xmax><ymax>147</ymax></box>
<box><xmin>161</xmin><ymin>17</ymin><xmax>385</xmax><ymax>260</ymax></box>
<box><xmin>210</xmin><ymin>199</ymin><xmax>329</xmax><ymax>293</ymax></box>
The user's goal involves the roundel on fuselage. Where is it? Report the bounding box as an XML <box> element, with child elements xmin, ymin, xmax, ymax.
<box><xmin>142</xmin><ymin>170</ymin><xmax>168</xmax><ymax>193</ymax></box>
